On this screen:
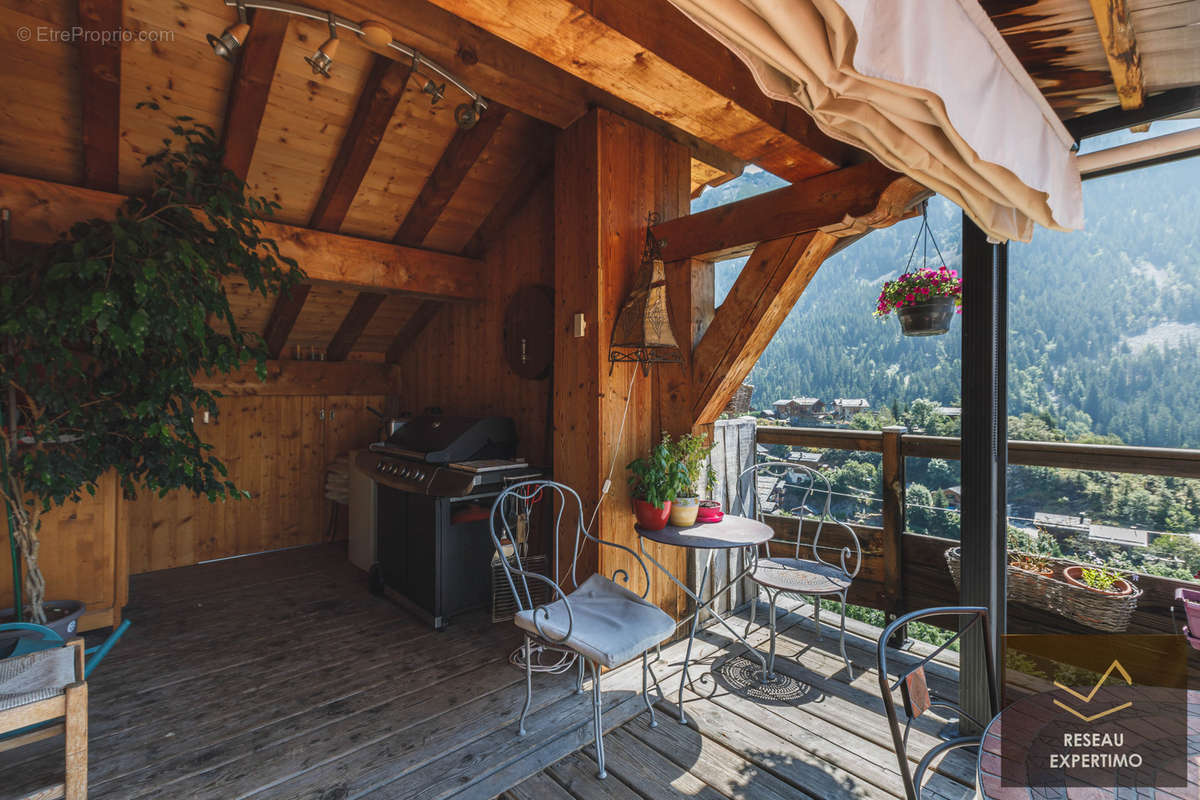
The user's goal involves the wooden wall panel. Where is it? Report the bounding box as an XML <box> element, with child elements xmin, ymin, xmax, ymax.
<box><xmin>396</xmin><ymin>177</ymin><xmax>554</xmax><ymax>469</ymax></box>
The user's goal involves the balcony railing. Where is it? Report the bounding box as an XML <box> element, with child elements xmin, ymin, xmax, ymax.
<box><xmin>753</xmin><ymin>425</ymin><xmax>1200</xmax><ymax>637</ymax></box>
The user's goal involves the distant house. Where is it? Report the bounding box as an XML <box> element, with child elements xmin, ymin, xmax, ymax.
<box><xmin>1088</xmin><ymin>524</ymin><xmax>1149</xmax><ymax>548</ymax></box>
<box><xmin>935</xmin><ymin>406</ymin><xmax>962</xmax><ymax>417</ymax></box>
<box><xmin>786</xmin><ymin>451</ymin><xmax>822</xmax><ymax>466</ymax></box>
<box><xmin>1033</xmin><ymin>512</ymin><xmax>1089</xmax><ymax>536</ymax></box>
<box><xmin>772</xmin><ymin>397</ymin><xmax>825</xmax><ymax>420</ymax></box>
<box><xmin>833</xmin><ymin>398</ymin><xmax>870</xmax><ymax>419</ymax></box>
<box><xmin>943</xmin><ymin>485</ymin><xmax>961</xmax><ymax>508</ymax></box>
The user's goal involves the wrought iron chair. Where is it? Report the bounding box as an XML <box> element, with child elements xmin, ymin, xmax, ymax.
<box><xmin>877</xmin><ymin>606</ymin><xmax>999</xmax><ymax>800</ymax></box>
<box><xmin>738</xmin><ymin>461</ymin><xmax>862</xmax><ymax>678</ymax></box>
<box><xmin>489</xmin><ymin>479</ymin><xmax>674</xmax><ymax>779</ymax></box>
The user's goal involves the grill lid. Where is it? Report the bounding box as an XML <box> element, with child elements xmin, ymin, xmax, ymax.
<box><xmin>385</xmin><ymin>415</ymin><xmax>516</xmax><ymax>463</ymax></box>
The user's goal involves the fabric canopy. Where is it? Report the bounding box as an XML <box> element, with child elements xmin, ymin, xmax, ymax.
<box><xmin>667</xmin><ymin>0</ymin><xmax>1083</xmax><ymax>242</ymax></box>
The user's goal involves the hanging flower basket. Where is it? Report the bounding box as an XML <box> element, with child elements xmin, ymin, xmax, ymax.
<box><xmin>874</xmin><ymin>204</ymin><xmax>962</xmax><ymax>336</ymax></box>
<box><xmin>945</xmin><ymin>547</ymin><xmax>1142</xmax><ymax>633</ymax></box>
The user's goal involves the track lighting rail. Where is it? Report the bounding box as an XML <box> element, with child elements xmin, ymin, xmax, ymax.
<box><xmin>219</xmin><ymin>0</ymin><xmax>487</xmax><ymax>123</ymax></box>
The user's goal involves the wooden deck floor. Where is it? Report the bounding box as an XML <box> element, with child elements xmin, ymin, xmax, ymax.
<box><xmin>1</xmin><ymin>544</ymin><xmax>975</xmax><ymax>800</ymax></box>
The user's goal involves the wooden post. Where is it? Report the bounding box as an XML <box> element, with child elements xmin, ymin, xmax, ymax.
<box><xmin>960</xmin><ymin>213</ymin><xmax>1008</xmax><ymax>733</ymax></box>
<box><xmin>881</xmin><ymin>425</ymin><xmax>907</xmax><ymax>644</ymax></box>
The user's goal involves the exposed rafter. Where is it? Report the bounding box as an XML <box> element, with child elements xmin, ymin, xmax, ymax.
<box><xmin>460</xmin><ymin>130</ymin><xmax>553</xmax><ymax>258</ymax></box>
<box><xmin>0</xmin><ymin>173</ymin><xmax>483</xmax><ymax>301</ymax></box>
<box><xmin>77</xmin><ymin>0</ymin><xmax>122</xmax><ymax>192</ymax></box>
<box><xmin>219</xmin><ymin>11</ymin><xmax>289</xmax><ymax>181</ymax></box>
<box><xmin>310</xmin><ymin>56</ymin><xmax>413</xmax><ymax>232</ymax></box>
<box><xmin>419</xmin><ymin>0</ymin><xmax>854</xmax><ymax>181</ymax></box>
<box><xmin>326</xmin><ymin>292</ymin><xmax>388</xmax><ymax>361</ymax></box>
<box><xmin>652</xmin><ymin>161</ymin><xmax>901</xmax><ymax>262</ymax></box>
<box><xmin>1065</xmin><ymin>85</ymin><xmax>1200</xmax><ymax>141</ymax></box>
<box><xmin>1087</xmin><ymin>0</ymin><xmax>1144</xmax><ymax>112</ymax></box>
<box><xmin>386</xmin><ymin>301</ymin><xmax>443</xmax><ymax>363</ymax></box>
<box><xmin>263</xmin><ymin>284</ymin><xmax>312</xmax><ymax>359</ymax></box>
<box><xmin>393</xmin><ymin>104</ymin><xmax>510</xmax><ymax>247</ymax></box>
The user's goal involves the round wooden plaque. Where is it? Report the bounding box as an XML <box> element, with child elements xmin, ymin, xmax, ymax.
<box><xmin>503</xmin><ymin>284</ymin><xmax>554</xmax><ymax>380</ymax></box>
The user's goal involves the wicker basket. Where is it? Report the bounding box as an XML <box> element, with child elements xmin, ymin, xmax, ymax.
<box><xmin>944</xmin><ymin>547</ymin><xmax>1142</xmax><ymax>633</ymax></box>
<box><xmin>724</xmin><ymin>383</ymin><xmax>754</xmax><ymax>416</ymax></box>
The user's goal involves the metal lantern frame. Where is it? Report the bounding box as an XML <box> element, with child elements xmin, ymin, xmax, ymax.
<box><xmin>608</xmin><ymin>213</ymin><xmax>683</xmax><ymax>376</ymax></box>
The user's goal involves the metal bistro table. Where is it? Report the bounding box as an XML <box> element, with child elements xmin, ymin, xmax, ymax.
<box><xmin>636</xmin><ymin>515</ymin><xmax>774</xmax><ymax>724</ymax></box>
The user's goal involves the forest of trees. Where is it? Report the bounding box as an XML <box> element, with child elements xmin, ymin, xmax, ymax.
<box><xmin>696</xmin><ymin>135</ymin><xmax>1200</xmax><ymax>450</ymax></box>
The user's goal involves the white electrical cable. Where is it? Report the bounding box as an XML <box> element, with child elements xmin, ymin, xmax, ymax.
<box><xmin>583</xmin><ymin>366</ymin><xmax>639</xmax><ymax>538</ymax></box>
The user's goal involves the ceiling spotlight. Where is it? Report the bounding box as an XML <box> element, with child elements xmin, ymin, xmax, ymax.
<box><xmin>421</xmin><ymin>78</ymin><xmax>446</xmax><ymax>105</ymax></box>
<box><xmin>305</xmin><ymin>12</ymin><xmax>339</xmax><ymax>77</ymax></box>
<box><xmin>208</xmin><ymin>3</ymin><xmax>249</xmax><ymax>61</ymax></box>
<box><xmin>454</xmin><ymin>101</ymin><xmax>483</xmax><ymax>130</ymax></box>
<box><xmin>358</xmin><ymin>20</ymin><xmax>392</xmax><ymax>48</ymax></box>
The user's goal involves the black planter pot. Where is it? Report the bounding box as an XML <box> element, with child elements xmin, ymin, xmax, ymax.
<box><xmin>896</xmin><ymin>297</ymin><xmax>956</xmax><ymax>336</ymax></box>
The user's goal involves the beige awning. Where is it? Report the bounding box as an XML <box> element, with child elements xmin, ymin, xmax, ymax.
<box><xmin>667</xmin><ymin>0</ymin><xmax>1084</xmax><ymax>242</ymax></box>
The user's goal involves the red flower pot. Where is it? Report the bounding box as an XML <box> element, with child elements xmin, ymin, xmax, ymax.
<box><xmin>634</xmin><ymin>499</ymin><xmax>672</xmax><ymax>531</ymax></box>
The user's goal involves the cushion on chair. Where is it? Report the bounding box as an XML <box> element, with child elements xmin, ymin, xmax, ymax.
<box><xmin>514</xmin><ymin>573</ymin><xmax>675</xmax><ymax>668</ymax></box>
<box><xmin>752</xmin><ymin>557</ymin><xmax>852</xmax><ymax>595</ymax></box>
<box><xmin>0</xmin><ymin>646</ymin><xmax>75</xmax><ymax>712</ymax></box>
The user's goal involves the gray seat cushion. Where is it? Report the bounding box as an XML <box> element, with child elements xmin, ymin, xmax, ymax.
<box><xmin>515</xmin><ymin>574</ymin><xmax>675</xmax><ymax>668</ymax></box>
<box><xmin>0</xmin><ymin>646</ymin><xmax>75</xmax><ymax>712</ymax></box>
<box><xmin>752</xmin><ymin>557</ymin><xmax>852</xmax><ymax>595</ymax></box>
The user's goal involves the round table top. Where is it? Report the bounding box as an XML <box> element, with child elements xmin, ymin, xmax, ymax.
<box><xmin>635</xmin><ymin>514</ymin><xmax>772</xmax><ymax>549</ymax></box>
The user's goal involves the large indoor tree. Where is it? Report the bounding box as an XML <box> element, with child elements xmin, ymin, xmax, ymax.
<box><xmin>0</xmin><ymin>110</ymin><xmax>304</xmax><ymax>622</ymax></box>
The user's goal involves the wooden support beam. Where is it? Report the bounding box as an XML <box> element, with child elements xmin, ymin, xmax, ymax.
<box><xmin>310</xmin><ymin>57</ymin><xmax>413</xmax><ymax>232</ymax></box>
<box><xmin>1087</xmin><ymin>0</ymin><xmax>1145</xmax><ymax>111</ymax></box>
<box><xmin>325</xmin><ymin>292</ymin><xmax>388</xmax><ymax>361</ymax></box>
<box><xmin>652</xmin><ymin>161</ymin><xmax>901</xmax><ymax>262</ymax></box>
<box><xmin>0</xmin><ymin>173</ymin><xmax>484</xmax><ymax>300</ymax></box>
<box><xmin>691</xmin><ymin>233</ymin><xmax>835</xmax><ymax>424</ymax></box>
<box><xmin>393</xmin><ymin>105</ymin><xmax>511</xmax><ymax>247</ymax></box>
<box><xmin>1065</xmin><ymin>84</ymin><xmax>1200</xmax><ymax>141</ymax></box>
<box><xmin>262</xmin><ymin>284</ymin><xmax>312</xmax><ymax>359</ymax></box>
<box><xmin>193</xmin><ymin>360</ymin><xmax>401</xmax><ymax>396</ymax></box>
<box><xmin>421</xmin><ymin>0</ymin><xmax>852</xmax><ymax>182</ymax></box>
<box><xmin>77</xmin><ymin>0</ymin><xmax>122</xmax><ymax>192</ymax></box>
<box><xmin>219</xmin><ymin>11</ymin><xmax>289</xmax><ymax>181</ymax></box>
<box><xmin>461</xmin><ymin>133</ymin><xmax>553</xmax><ymax>258</ymax></box>
<box><xmin>880</xmin><ymin>425</ymin><xmax>906</xmax><ymax>640</ymax></box>
<box><xmin>385</xmin><ymin>301</ymin><xmax>442</xmax><ymax>363</ymax></box>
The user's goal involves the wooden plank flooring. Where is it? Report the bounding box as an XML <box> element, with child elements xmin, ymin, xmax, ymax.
<box><xmin>0</xmin><ymin>544</ymin><xmax>976</xmax><ymax>800</ymax></box>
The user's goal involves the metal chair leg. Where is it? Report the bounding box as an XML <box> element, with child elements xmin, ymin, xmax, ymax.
<box><xmin>576</xmin><ymin>652</ymin><xmax>585</xmax><ymax>694</ymax></box>
<box><xmin>519</xmin><ymin>636</ymin><xmax>533</xmax><ymax>736</ymax></box>
<box><xmin>814</xmin><ymin>594</ymin><xmax>823</xmax><ymax>641</ymax></box>
<box><xmin>590</xmin><ymin>660</ymin><xmax>607</xmax><ymax>779</ymax></box>
<box><xmin>767</xmin><ymin>590</ymin><xmax>778</xmax><ymax>678</ymax></box>
<box><xmin>745</xmin><ymin>582</ymin><xmax>758</xmax><ymax>637</ymax></box>
<box><xmin>641</xmin><ymin>650</ymin><xmax>658</xmax><ymax>728</ymax></box>
<box><xmin>838</xmin><ymin>591</ymin><xmax>854</xmax><ymax>679</ymax></box>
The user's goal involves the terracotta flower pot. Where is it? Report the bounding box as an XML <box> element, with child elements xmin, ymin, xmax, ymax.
<box><xmin>896</xmin><ymin>297</ymin><xmax>956</xmax><ymax>337</ymax></box>
<box><xmin>669</xmin><ymin>496</ymin><xmax>700</xmax><ymax>527</ymax></box>
<box><xmin>1062</xmin><ymin>565</ymin><xmax>1134</xmax><ymax>596</ymax></box>
<box><xmin>634</xmin><ymin>499</ymin><xmax>672</xmax><ymax>531</ymax></box>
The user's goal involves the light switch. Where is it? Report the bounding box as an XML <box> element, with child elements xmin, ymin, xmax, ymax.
<box><xmin>573</xmin><ymin>312</ymin><xmax>587</xmax><ymax>338</ymax></box>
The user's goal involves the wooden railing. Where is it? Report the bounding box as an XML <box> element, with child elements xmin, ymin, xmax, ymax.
<box><xmin>754</xmin><ymin>425</ymin><xmax>1200</xmax><ymax>637</ymax></box>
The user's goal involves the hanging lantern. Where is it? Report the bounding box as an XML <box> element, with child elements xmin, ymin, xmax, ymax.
<box><xmin>608</xmin><ymin>212</ymin><xmax>682</xmax><ymax>375</ymax></box>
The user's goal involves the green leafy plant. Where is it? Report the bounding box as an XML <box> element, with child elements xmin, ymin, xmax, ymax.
<box><xmin>0</xmin><ymin>107</ymin><xmax>304</xmax><ymax>622</ymax></box>
<box><xmin>1008</xmin><ymin>551</ymin><xmax>1052</xmax><ymax>574</ymax></box>
<box><xmin>627</xmin><ymin>434</ymin><xmax>688</xmax><ymax>510</ymax></box>
<box><xmin>1078</xmin><ymin>565</ymin><xmax>1125</xmax><ymax>592</ymax></box>
<box><xmin>669</xmin><ymin>432</ymin><xmax>716</xmax><ymax>499</ymax></box>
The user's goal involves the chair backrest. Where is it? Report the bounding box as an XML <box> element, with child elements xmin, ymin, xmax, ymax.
<box><xmin>734</xmin><ymin>461</ymin><xmax>862</xmax><ymax>579</ymax></box>
<box><xmin>876</xmin><ymin>606</ymin><xmax>999</xmax><ymax>800</ymax></box>
<box><xmin>0</xmin><ymin>638</ymin><xmax>83</xmax><ymax>715</ymax></box>
<box><xmin>488</xmin><ymin>480</ymin><xmax>654</xmax><ymax>619</ymax></box>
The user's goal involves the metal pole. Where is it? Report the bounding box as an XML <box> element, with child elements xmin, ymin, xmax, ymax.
<box><xmin>959</xmin><ymin>213</ymin><xmax>1007</xmax><ymax>731</ymax></box>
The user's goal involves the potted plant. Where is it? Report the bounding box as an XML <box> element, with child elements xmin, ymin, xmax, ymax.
<box><xmin>627</xmin><ymin>434</ymin><xmax>687</xmax><ymax>532</ymax></box>
<box><xmin>1009</xmin><ymin>550</ymin><xmax>1053</xmax><ymax>578</ymax></box>
<box><xmin>873</xmin><ymin>265</ymin><xmax>962</xmax><ymax>336</ymax></box>
<box><xmin>0</xmin><ymin>108</ymin><xmax>303</xmax><ymax>627</ymax></box>
<box><xmin>1062</xmin><ymin>563</ymin><xmax>1135</xmax><ymax>597</ymax></box>
<box><xmin>668</xmin><ymin>432</ymin><xmax>716</xmax><ymax>527</ymax></box>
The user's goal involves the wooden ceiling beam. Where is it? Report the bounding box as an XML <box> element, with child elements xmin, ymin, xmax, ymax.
<box><xmin>385</xmin><ymin>301</ymin><xmax>442</xmax><ymax>363</ymax></box>
<box><xmin>1065</xmin><ymin>85</ymin><xmax>1200</xmax><ymax>141</ymax></box>
<box><xmin>652</xmin><ymin>161</ymin><xmax>901</xmax><ymax>262</ymax></box>
<box><xmin>393</xmin><ymin>104</ymin><xmax>510</xmax><ymax>247</ymax></box>
<box><xmin>310</xmin><ymin>57</ymin><xmax>413</xmax><ymax>232</ymax></box>
<box><xmin>326</xmin><ymin>292</ymin><xmax>388</xmax><ymax>361</ymax></box>
<box><xmin>1087</xmin><ymin>0</ymin><xmax>1145</xmax><ymax>112</ymax></box>
<box><xmin>419</xmin><ymin>0</ymin><xmax>853</xmax><ymax>181</ymax></box>
<box><xmin>262</xmin><ymin>284</ymin><xmax>312</xmax><ymax>359</ymax></box>
<box><xmin>219</xmin><ymin>11</ymin><xmax>289</xmax><ymax>181</ymax></box>
<box><xmin>77</xmin><ymin>0</ymin><xmax>122</xmax><ymax>192</ymax></box>
<box><xmin>0</xmin><ymin>173</ymin><xmax>483</xmax><ymax>301</ymax></box>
